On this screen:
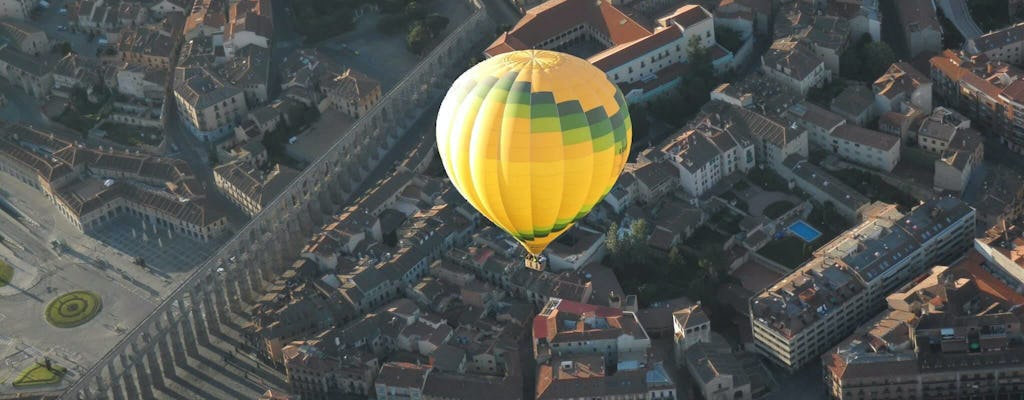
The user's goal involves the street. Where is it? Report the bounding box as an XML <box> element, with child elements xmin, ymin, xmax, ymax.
<box><xmin>162</xmin><ymin>101</ymin><xmax>251</xmax><ymax>227</ymax></box>
<box><xmin>936</xmin><ymin>0</ymin><xmax>984</xmax><ymax>39</ymax></box>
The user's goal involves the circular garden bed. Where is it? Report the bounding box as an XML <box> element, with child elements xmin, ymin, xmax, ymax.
<box><xmin>45</xmin><ymin>291</ymin><xmax>102</xmax><ymax>328</ymax></box>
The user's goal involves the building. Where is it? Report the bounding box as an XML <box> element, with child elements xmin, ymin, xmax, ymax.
<box><xmin>751</xmin><ymin>197</ymin><xmax>976</xmax><ymax>371</ymax></box>
<box><xmin>930</xmin><ymin>50</ymin><xmax>1024</xmax><ymax>154</ymax></box>
<box><xmin>75</xmin><ymin>0</ymin><xmax>148</xmax><ymax>34</ymax></box>
<box><xmin>893</xmin><ymin>0</ymin><xmax>941</xmax><ymax>57</ymax></box>
<box><xmin>827</xmin><ymin>124</ymin><xmax>900</xmax><ymax>172</ymax></box>
<box><xmin>116</xmin><ymin>63</ymin><xmax>168</xmax><ymax>101</ymax></box>
<box><xmin>823</xmin><ymin>242</ymin><xmax>1024</xmax><ymax>400</ymax></box>
<box><xmin>788</xmin><ymin>101</ymin><xmax>846</xmax><ymax>148</ymax></box>
<box><xmin>318</xmin><ymin>67</ymin><xmax>381</xmax><ymax>118</ymax></box>
<box><xmin>52</xmin><ymin>53</ymin><xmax>100</xmax><ymax>94</ymax></box>
<box><xmin>486</xmin><ymin>1</ymin><xmax>729</xmax><ymax>103</ymax></box>
<box><xmin>0</xmin><ymin>44</ymin><xmax>54</xmax><ymax>98</ymax></box>
<box><xmin>831</xmin><ymin>85</ymin><xmax>877</xmax><ymax>127</ymax></box>
<box><xmin>149</xmin><ymin>0</ymin><xmax>187</xmax><ymax>15</ymax></box>
<box><xmin>804</xmin><ymin>15</ymin><xmax>850</xmax><ymax>75</ymax></box>
<box><xmin>0</xmin><ymin>17</ymin><xmax>47</xmax><ymax>54</ymax></box>
<box><xmin>672</xmin><ymin>303</ymin><xmax>710</xmax><ymax>362</ymax></box>
<box><xmin>660</xmin><ymin>119</ymin><xmax>755</xmax><ymax>197</ymax></box>
<box><xmin>224</xmin><ymin>0</ymin><xmax>272</xmax><ymax>58</ymax></box>
<box><xmin>762</xmin><ymin>38</ymin><xmax>830</xmax><ymax>96</ymax></box>
<box><xmin>533</xmin><ymin>298</ymin><xmax>649</xmax><ymax>364</ymax></box>
<box><xmin>873</xmin><ymin>62</ymin><xmax>932</xmax><ymax>114</ymax></box>
<box><xmin>780</xmin><ymin>156</ymin><xmax>870</xmax><ymax>220</ymax></box>
<box><xmin>117</xmin><ymin>28</ymin><xmax>176</xmax><ymax>70</ymax></box>
<box><xmin>374</xmin><ymin>362</ymin><xmax>431</xmax><ymax>400</ymax></box>
<box><xmin>544</xmin><ymin>225</ymin><xmax>605</xmax><ymax>272</ymax></box>
<box><xmin>965</xmin><ymin>22</ymin><xmax>1024</xmax><ymax>65</ymax></box>
<box><xmin>0</xmin><ymin>0</ymin><xmax>29</xmax><ymax>19</ymax></box>
<box><xmin>214</xmin><ymin>161</ymin><xmax>299</xmax><ymax>217</ymax></box>
<box><xmin>220</xmin><ymin>44</ymin><xmax>272</xmax><ymax>106</ymax></box>
<box><xmin>535</xmin><ymin>355</ymin><xmax>676</xmax><ymax>400</ymax></box>
<box><xmin>685</xmin><ymin>342</ymin><xmax>752</xmax><ymax>400</ymax></box>
<box><xmin>183</xmin><ymin>0</ymin><xmax>226</xmax><ymax>40</ymax></box>
<box><xmin>0</xmin><ymin>122</ymin><xmax>226</xmax><ymax>241</ymax></box>
<box><xmin>173</xmin><ymin>66</ymin><xmax>249</xmax><ymax>141</ymax></box>
<box><xmin>703</xmin><ymin>101</ymin><xmax>809</xmax><ymax>167</ymax></box>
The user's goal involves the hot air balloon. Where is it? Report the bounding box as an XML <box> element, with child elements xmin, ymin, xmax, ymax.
<box><xmin>436</xmin><ymin>50</ymin><xmax>632</xmax><ymax>264</ymax></box>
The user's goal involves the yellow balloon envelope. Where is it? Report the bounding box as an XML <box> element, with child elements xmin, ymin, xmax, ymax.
<box><xmin>436</xmin><ymin>50</ymin><xmax>632</xmax><ymax>256</ymax></box>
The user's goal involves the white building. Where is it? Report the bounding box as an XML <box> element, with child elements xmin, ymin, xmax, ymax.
<box><xmin>661</xmin><ymin>120</ymin><xmax>755</xmax><ymax>198</ymax></box>
<box><xmin>828</xmin><ymin>124</ymin><xmax>900</xmax><ymax>172</ymax></box>
<box><xmin>762</xmin><ymin>39</ymin><xmax>830</xmax><ymax>96</ymax></box>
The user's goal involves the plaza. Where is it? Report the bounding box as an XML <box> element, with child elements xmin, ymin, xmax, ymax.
<box><xmin>0</xmin><ymin>172</ymin><xmax>220</xmax><ymax>396</ymax></box>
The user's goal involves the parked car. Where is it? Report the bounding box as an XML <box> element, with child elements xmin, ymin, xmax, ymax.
<box><xmin>56</xmin><ymin>25</ymin><xmax>67</xmax><ymax>31</ymax></box>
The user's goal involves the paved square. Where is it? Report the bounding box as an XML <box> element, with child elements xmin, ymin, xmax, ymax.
<box><xmin>89</xmin><ymin>215</ymin><xmax>219</xmax><ymax>273</ymax></box>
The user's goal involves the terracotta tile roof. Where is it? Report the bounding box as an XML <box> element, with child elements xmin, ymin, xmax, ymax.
<box><xmin>590</xmin><ymin>25</ymin><xmax>681</xmax><ymax>70</ymax></box>
<box><xmin>486</xmin><ymin>0</ymin><xmax>650</xmax><ymax>57</ymax></box>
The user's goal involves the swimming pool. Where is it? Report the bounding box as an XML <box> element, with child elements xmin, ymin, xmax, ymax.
<box><xmin>788</xmin><ymin>220</ymin><xmax>822</xmax><ymax>243</ymax></box>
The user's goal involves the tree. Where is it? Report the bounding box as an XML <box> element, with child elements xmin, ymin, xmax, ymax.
<box><xmin>628</xmin><ymin>104</ymin><xmax>650</xmax><ymax>143</ymax></box>
<box><xmin>52</xmin><ymin>41</ymin><xmax>73</xmax><ymax>56</ymax></box>
<box><xmin>862</xmin><ymin>41</ymin><xmax>896</xmax><ymax>80</ymax></box>
<box><xmin>715</xmin><ymin>26</ymin><xmax>744</xmax><ymax>52</ymax></box>
<box><xmin>605</xmin><ymin>222</ymin><xmax>620</xmax><ymax>255</ymax></box>
<box><xmin>422</xmin><ymin>14</ymin><xmax>449</xmax><ymax>35</ymax></box>
<box><xmin>406</xmin><ymin>24</ymin><xmax>432</xmax><ymax>54</ymax></box>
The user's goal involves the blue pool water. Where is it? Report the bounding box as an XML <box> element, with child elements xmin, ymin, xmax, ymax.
<box><xmin>788</xmin><ymin>220</ymin><xmax>822</xmax><ymax>243</ymax></box>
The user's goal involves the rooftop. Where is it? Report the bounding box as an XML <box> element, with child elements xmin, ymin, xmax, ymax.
<box><xmin>752</xmin><ymin>197</ymin><xmax>974</xmax><ymax>337</ymax></box>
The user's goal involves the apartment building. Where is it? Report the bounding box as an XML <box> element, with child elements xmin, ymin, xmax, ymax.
<box><xmin>0</xmin><ymin>44</ymin><xmax>54</xmax><ymax>98</ymax></box>
<box><xmin>930</xmin><ymin>50</ymin><xmax>1024</xmax><ymax>154</ymax></box>
<box><xmin>893</xmin><ymin>0</ymin><xmax>941</xmax><ymax>57</ymax></box>
<box><xmin>0</xmin><ymin>18</ymin><xmax>47</xmax><ymax>54</ymax></box>
<box><xmin>828</xmin><ymin>124</ymin><xmax>900</xmax><ymax>172</ymax></box>
<box><xmin>751</xmin><ymin>197</ymin><xmax>976</xmax><ymax>371</ymax></box>
<box><xmin>117</xmin><ymin>28</ymin><xmax>176</xmax><ymax>70</ymax></box>
<box><xmin>966</xmin><ymin>22</ymin><xmax>1024</xmax><ymax>65</ymax></box>
<box><xmin>0</xmin><ymin>0</ymin><xmax>30</xmax><ymax>18</ymax></box>
<box><xmin>213</xmin><ymin>161</ymin><xmax>299</xmax><ymax>217</ymax></box>
<box><xmin>660</xmin><ymin>119</ymin><xmax>755</xmax><ymax>197</ymax></box>
<box><xmin>762</xmin><ymin>38</ymin><xmax>830</xmax><ymax>96</ymax></box>
<box><xmin>533</xmin><ymin>298</ymin><xmax>650</xmax><ymax>364</ymax></box>
<box><xmin>873</xmin><ymin>62</ymin><xmax>932</xmax><ymax>114</ymax></box>
<box><xmin>823</xmin><ymin>242</ymin><xmax>1024</xmax><ymax>400</ymax></box>
<box><xmin>173</xmin><ymin>66</ymin><xmax>249</xmax><ymax>141</ymax></box>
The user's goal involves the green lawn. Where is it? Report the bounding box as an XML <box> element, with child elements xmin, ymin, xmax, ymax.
<box><xmin>0</xmin><ymin>260</ymin><xmax>11</xmax><ymax>287</ymax></box>
<box><xmin>763</xmin><ymin>200</ymin><xmax>796</xmax><ymax>219</ymax></box>
<box><xmin>45</xmin><ymin>291</ymin><xmax>102</xmax><ymax>328</ymax></box>
<box><xmin>758</xmin><ymin>236</ymin><xmax>814</xmax><ymax>269</ymax></box>
<box><xmin>12</xmin><ymin>362</ymin><xmax>66</xmax><ymax>388</ymax></box>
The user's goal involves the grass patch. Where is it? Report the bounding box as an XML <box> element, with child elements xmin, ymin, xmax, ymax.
<box><xmin>763</xmin><ymin>200</ymin><xmax>796</xmax><ymax>219</ymax></box>
<box><xmin>12</xmin><ymin>362</ymin><xmax>67</xmax><ymax>388</ymax></box>
<box><xmin>0</xmin><ymin>260</ymin><xmax>11</xmax><ymax>287</ymax></box>
<box><xmin>758</xmin><ymin>236</ymin><xmax>814</xmax><ymax>269</ymax></box>
<box><xmin>45</xmin><ymin>291</ymin><xmax>102</xmax><ymax>328</ymax></box>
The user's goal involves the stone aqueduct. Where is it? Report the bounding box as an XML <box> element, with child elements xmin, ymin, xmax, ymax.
<box><xmin>59</xmin><ymin>3</ymin><xmax>495</xmax><ymax>398</ymax></box>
